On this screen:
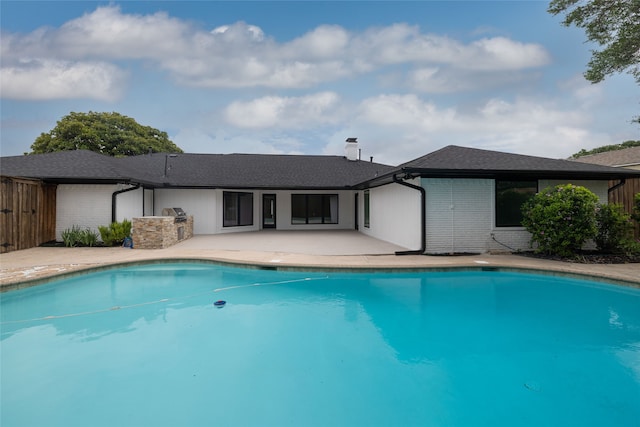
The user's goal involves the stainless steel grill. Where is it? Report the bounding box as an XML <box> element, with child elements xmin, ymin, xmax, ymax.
<box><xmin>162</xmin><ymin>207</ymin><xmax>187</xmax><ymax>223</ymax></box>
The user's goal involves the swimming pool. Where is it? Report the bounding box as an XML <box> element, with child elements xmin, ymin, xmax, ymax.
<box><xmin>1</xmin><ymin>263</ymin><xmax>639</xmax><ymax>426</ymax></box>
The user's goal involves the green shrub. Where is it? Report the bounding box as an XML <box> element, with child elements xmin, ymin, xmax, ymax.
<box><xmin>521</xmin><ymin>184</ymin><xmax>599</xmax><ymax>257</ymax></box>
<box><xmin>632</xmin><ymin>193</ymin><xmax>640</xmax><ymax>222</ymax></box>
<box><xmin>98</xmin><ymin>219</ymin><xmax>132</xmax><ymax>246</ymax></box>
<box><xmin>596</xmin><ymin>203</ymin><xmax>638</xmax><ymax>254</ymax></box>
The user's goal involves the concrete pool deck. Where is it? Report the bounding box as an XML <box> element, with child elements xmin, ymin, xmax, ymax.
<box><xmin>1</xmin><ymin>231</ymin><xmax>639</xmax><ymax>290</ymax></box>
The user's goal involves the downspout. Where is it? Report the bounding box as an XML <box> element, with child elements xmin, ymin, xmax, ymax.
<box><xmin>112</xmin><ymin>184</ymin><xmax>140</xmax><ymax>223</ymax></box>
<box><xmin>608</xmin><ymin>178</ymin><xmax>625</xmax><ymax>194</ymax></box>
<box><xmin>392</xmin><ymin>173</ymin><xmax>426</xmax><ymax>255</ymax></box>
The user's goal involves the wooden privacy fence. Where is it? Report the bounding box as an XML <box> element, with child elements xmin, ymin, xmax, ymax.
<box><xmin>609</xmin><ymin>177</ymin><xmax>640</xmax><ymax>239</ymax></box>
<box><xmin>1</xmin><ymin>176</ymin><xmax>57</xmax><ymax>253</ymax></box>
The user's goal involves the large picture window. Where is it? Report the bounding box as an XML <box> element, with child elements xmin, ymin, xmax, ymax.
<box><xmin>495</xmin><ymin>180</ymin><xmax>537</xmax><ymax>227</ymax></box>
<box><xmin>291</xmin><ymin>194</ymin><xmax>338</xmax><ymax>224</ymax></box>
<box><xmin>223</xmin><ymin>191</ymin><xmax>253</xmax><ymax>227</ymax></box>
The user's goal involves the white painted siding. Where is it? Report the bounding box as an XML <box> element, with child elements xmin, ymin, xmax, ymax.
<box><xmin>115</xmin><ymin>187</ymin><xmax>143</xmax><ymax>222</ymax></box>
<box><xmin>56</xmin><ymin>184</ymin><xmax>115</xmax><ymax>240</ymax></box>
<box><xmin>154</xmin><ymin>189</ymin><xmax>217</xmax><ymax>234</ymax></box>
<box><xmin>359</xmin><ymin>180</ymin><xmax>421</xmax><ymax>250</ymax></box>
<box><xmin>144</xmin><ymin>189</ymin><xmax>154</xmax><ymax>216</ymax></box>
<box><xmin>424</xmin><ymin>178</ymin><xmax>493</xmax><ymax>253</ymax></box>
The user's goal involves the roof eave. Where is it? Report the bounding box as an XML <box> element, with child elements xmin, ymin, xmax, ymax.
<box><xmin>355</xmin><ymin>167</ymin><xmax>640</xmax><ymax>188</ymax></box>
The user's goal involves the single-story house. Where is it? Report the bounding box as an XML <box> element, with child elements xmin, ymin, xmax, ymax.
<box><xmin>2</xmin><ymin>141</ymin><xmax>639</xmax><ymax>254</ymax></box>
<box><xmin>571</xmin><ymin>146</ymin><xmax>640</xmax><ymax>170</ymax></box>
<box><xmin>571</xmin><ymin>146</ymin><xmax>640</xmax><ymax>238</ymax></box>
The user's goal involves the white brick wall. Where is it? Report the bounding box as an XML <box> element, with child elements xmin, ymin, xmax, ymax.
<box><xmin>154</xmin><ymin>188</ymin><xmax>218</xmax><ymax>234</ymax></box>
<box><xmin>115</xmin><ymin>187</ymin><xmax>143</xmax><ymax>222</ymax></box>
<box><xmin>144</xmin><ymin>189</ymin><xmax>154</xmax><ymax>216</ymax></box>
<box><xmin>424</xmin><ymin>178</ymin><xmax>493</xmax><ymax>253</ymax></box>
<box><xmin>422</xmin><ymin>178</ymin><xmax>612</xmax><ymax>254</ymax></box>
<box><xmin>56</xmin><ymin>184</ymin><xmax>116</xmax><ymax>240</ymax></box>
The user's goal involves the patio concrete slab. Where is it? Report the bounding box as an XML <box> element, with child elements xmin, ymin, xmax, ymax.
<box><xmin>174</xmin><ymin>230</ymin><xmax>409</xmax><ymax>255</ymax></box>
<box><xmin>1</xmin><ymin>231</ymin><xmax>638</xmax><ymax>289</ymax></box>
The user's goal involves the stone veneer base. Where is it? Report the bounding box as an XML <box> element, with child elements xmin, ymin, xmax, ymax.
<box><xmin>131</xmin><ymin>216</ymin><xmax>194</xmax><ymax>249</ymax></box>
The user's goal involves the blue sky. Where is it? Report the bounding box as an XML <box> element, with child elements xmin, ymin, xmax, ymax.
<box><xmin>1</xmin><ymin>0</ymin><xmax>638</xmax><ymax>164</ymax></box>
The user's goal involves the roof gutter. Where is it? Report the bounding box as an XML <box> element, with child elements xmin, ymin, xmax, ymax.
<box><xmin>112</xmin><ymin>184</ymin><xmax>140</xmax><ymax>223</ymax></box>
<box><xmin>392</xmin><ymin>173</ymin><xmax>426</xmax><ymax>255</ymax></box>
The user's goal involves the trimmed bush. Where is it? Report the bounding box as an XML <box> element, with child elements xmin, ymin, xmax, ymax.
<box><xmin>98</xmin><ymin>219</ymin><xmax>132</xmax><ymax>246</ymax></box>
<box><xmin>633</xmin><ymin>193</ymin><xmax>640</xmax><ymax>223</ymax></box>
<box><xmin>521</xmin><ymin>184</ymin><xmax>598</xmax><ymax>256</ymax></box>
<box><xmin>596</xmin><ymin>203</ymin><xmax>638</xmax><ymax>254</ymax></box>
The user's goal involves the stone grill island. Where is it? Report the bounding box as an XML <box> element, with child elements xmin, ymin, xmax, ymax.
<box><xmin>131</xmin><ymin>215</ymin><xmax>194</xmax><ymax>249</ymax></box>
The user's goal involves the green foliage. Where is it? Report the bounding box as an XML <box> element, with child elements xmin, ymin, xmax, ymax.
<box><xmin>521</xmin><ymin>184</ymin><xmax>599</xmax><ymax>256</ymax></box>
<box><xmin>633</xmin><ymin>193</ymin><xmax>640</xmax><ymax>222</ymax></box>
<box><xmin>61</xmin><ymin>226</ymin><xmax>99</xmax><ymax>247</ymax></box>
<box><xmin>594</xmin><ymin>203</ymin><xmax>635</xmax><ymax>253</ymax></box>
<box><xmin>61</xmin><ymin>226</ymin><xmax>82</xmax><ymax>247</ymax></box>
<box><xmin>79</xmin><ymin>229</ymin><xmax>99</xmax><ymax>247</ymax></box>
<box><xmin>30</xmin><ymin>111</ymin><xmax>183</xmax><ymax>156</ymax></box>
<box><xmin>548</xmin><ymin>0</ymin><xmax>640</xmax><ymax>85</ymax></box>
<box><xmin>98</xmin><ymin>219</ymin><xmax>132</xmax><ymax>246</ymax></box>
<box><xmin>570</xmin><ymin>140</ymin><xmax>640</xmax><ymax>158</ymax></box>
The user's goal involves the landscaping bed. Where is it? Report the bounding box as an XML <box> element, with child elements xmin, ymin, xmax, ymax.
<box><xmin>518</xmin><ymin>250</ymin><xmax>640</xmax><ymax>264</ymax></box>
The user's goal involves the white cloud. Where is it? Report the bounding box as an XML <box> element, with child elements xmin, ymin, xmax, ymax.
<box><xmin>466</xmin><ymin>37</ymin><xmax>550</xmax><ymax>70</ymax></box>
<box><xmin>172</xmin><ymin>128</ymin><xmax>304</xmax><ymax>155</ymax></box>
<box><xmin>224</xmin><ymin>92</ymin><xmax>342</xmax><ymax>129</ymax></box>
<box><xmin>3</xmin><ymin>3</ymin><xmax>628</xmax><ymax>163</ymax></box>
<box><xmin>408</xmin><ymin>67</ymin><xmax>539</xmax><ymax>93</ymax></box>
<box><xmin>283</xmin><ymin>25</ymin><xmax>350</xmax><ymax>59</ymax></box>
<box><xmin>54</xmin><ymin>6</ymin><xmax>191</xmax><ymax>60</ymax></box>
<box><xmin>558</xmin><ymin>74</ymin><xmax>604</xmax><ymax>107</ymax></box>
<box><xmin>1</xmin><ymin>4</ymin><xmax>551</xmax><ymax>98</ymax></box>
<box><xmin>351</xmin><ymin>24</ymin><xmax>549</xmax><ymax>70</ymax></box>
<box><xmin>321</xmin><ymin>94</ymin><xmax>609</xmax><ymax>165</ymax></box>
<box><xmin>0</xmin><ymin>59</ymin><xmax>126</xmax><ymax>101</ymax></box>
<box><xmin>211</xmin><ymin>23</ymin><xmax>265</xmax><ymax>42</ymax></box>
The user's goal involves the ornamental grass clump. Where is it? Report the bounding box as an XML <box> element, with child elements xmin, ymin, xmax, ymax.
<box><xmin>521</xmin><ymin>184</ymin><xmax>598</xmax><ymax>257</ymax></box>
<box><xmin>61</xmin><ymin>226</ymin><xmax>99</xmax><ymax>247</ymax></box>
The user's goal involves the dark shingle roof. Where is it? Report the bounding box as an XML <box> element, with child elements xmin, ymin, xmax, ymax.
<box><xmin>571</xmin><ymin>146</ymin><xmax>640</xmax><ymax>168</ymax></box>
<box><xmin>395</xmin><ymin>145</ymin><xmax>640</xmax><ymax>178</ymax></box>
<box><xmin>0</xmin><ymin>150</ymin><xmax>126</xmax><ymax>183</ymax></box>
<box><xmin>1</xmin><ymin>150</ymin><xmax>394</xmax><ymax>189</ymax></box>
<box><xmin>3</xmin><ymin>146</ymin><xmax>638</xmax><ymax>189</ymax></box>
<box><xmin>119</xmin><ymin>152</ymin><xmax>394</xmax><ymax>188</ymax></box>
<box><xmin>355</xmin><ymin>145</ymin><xmax>640</xmax><ymax>188</ymax></box>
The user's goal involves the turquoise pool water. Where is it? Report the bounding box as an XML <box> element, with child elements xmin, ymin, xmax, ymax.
<box><xmin>1</xmin><ymin>263</ymin><xmax>639</xmax><ymax>427</ymax></box>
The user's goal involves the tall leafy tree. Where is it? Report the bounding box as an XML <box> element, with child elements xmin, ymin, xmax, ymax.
<box><xmin>30</xmin><ymin>111</ymin><xmax>183</xmax><ymax>156</ymax></box>
<box><xmin>548</xmin><ymin>0</ymin><xmax>640</xmax><ymax>85</ymax></box>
